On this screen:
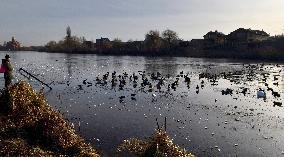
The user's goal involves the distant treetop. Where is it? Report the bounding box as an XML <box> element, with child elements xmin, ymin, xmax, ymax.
<box><xmin>66</xmin><ymin>26</ymin><xmax>71</xmax><ymax>38</ymax></box>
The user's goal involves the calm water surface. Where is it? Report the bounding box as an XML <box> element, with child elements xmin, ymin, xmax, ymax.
<box><xmin>0</xmin><ymin>51</ymin><xmax>283</xmax><ymax>156</ymax></box>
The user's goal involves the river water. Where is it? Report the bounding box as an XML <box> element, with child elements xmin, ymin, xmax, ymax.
<box><xmin>0</xmin><ymin>51</ymin><xmax>283</xmax><ymax>156</ymax></box>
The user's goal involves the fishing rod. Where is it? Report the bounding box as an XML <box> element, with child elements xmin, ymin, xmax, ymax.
<box><xmin>18</xmin><ymin>68</ymin><xmax>52</xmax><ymax>90</ymax></box>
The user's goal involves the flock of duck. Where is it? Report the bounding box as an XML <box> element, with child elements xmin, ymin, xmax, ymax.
<box><xmin>72</xmin><ymin>63</ymin><xmax>283</xmax><ymax>107</ymax></box>
<box><xmin>78</xmin><ymin>71</ymin><xmax>192</xmax><ymax>93</ymax></box>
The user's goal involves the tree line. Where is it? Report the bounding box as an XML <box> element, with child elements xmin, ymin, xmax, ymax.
<box><xmin>42</xmin><ymin>27</ymin><xmax>181</xmax><ymax>55</ymax></box>
<box><xmin>40</xmin><ymin>27</ymin><xmax>284</xmax><ymax>60</ymax></box>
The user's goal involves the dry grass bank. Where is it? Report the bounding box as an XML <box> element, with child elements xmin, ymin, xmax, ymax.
<box><xmin>117</xmin><ymin>129</ymin><xmax>195</xmax><ymax>157</ymax></box>
<box><xmin>0</xmin><ymin>81</ymin><xmax>100</xmax><ymax>157</ymax></box>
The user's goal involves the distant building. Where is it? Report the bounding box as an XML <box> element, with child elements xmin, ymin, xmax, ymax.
<box><xmin>179</xmin><ymin>41</ymin><xmax>190</xmax><ymax>47</ymax></box>
<box><xmin>131</xmin><ymin>41</ymin><xmax>144</xmax><ymax>51</ymax></box>
<box><xmin>6</xmin><ymin>37</ymin><xmax>21</xmax><ymax>50</ymax></box>
<box><xmin>95</xmin><ymin>37</ymin><xmax>111</xmax><ymax>49</ymax></box>
<box><xmin>227</xmin><ymin>28</ymin><xmax>269</xmax><ymax>43</ymax></box>
<box><xmin>0</xmin><ymin>42</ymin><xmax>4</xmax><ymax>50</ymax></box>
<box><xmin>83</xmin><ymin>40</ymin><xmax>94</xmax><ymax>49</ymax></box>
<box><xmin>190</xmin><ymin>39</ymin><xmax>205</xmax><ymax>48</ymax></box>
<box><xmin>96</xmin><ymin>37</ymin><xmax>110</xmax><ymax>45</ymax></box>
<box><xmin>203</xmin><ymin>30</ymin><xmax>226</xmax><ymax>45</ymax></box>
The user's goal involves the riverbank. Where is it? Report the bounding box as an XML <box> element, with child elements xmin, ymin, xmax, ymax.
<box><xmin>0</xmin><ymin>81</ymin><xmax>100</xmax><ymax>156</ymax></box>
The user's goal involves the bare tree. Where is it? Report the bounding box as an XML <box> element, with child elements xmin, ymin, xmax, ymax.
<box><xmin>162</xmin><ymin>29</ymin><xmax>179</xmax><ymax>47</ymax></box>
<box><xmin>112</xmin><ymin>38</ymin><xmax>123</xmax><ymax>49</ymax></box>
<box><xmin>144</xmin><ymin>30</ymin><xmax>162</xmax><ymax>51</ymax></box>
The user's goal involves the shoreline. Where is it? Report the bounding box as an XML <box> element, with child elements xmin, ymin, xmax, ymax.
<box><xmin>1</xmin><ymin>49</ymin><xmax>284</xmax><ymax>62</ymax></box>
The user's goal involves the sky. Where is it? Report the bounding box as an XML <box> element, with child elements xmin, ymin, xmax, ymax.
<box><xmin>0</xmin><ymin>0</ymin><xmax>284</xmax><ymax>46</ymax></box>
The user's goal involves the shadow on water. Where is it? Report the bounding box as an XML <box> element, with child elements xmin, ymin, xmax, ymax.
<box><xmin>144</xmin><ymin>56</ymin><xmax>178</xmax><ymax>77</ymax></box>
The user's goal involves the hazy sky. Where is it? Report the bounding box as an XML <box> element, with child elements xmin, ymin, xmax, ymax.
<box><xmin>0</xmin><ymin>0</ymin><xmax>284</xmax><ymax>46</ymax></box>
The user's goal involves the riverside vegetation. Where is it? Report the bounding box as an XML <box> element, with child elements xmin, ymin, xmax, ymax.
<box><xmin>37</xmin><ymin>27</ymin><xmax>284</xmax><ymax>60</ymax></box>
<box><xmin>0</xmin><ymin>81</ymin><xmax>100</xmax><ymax>156</ymax></box>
